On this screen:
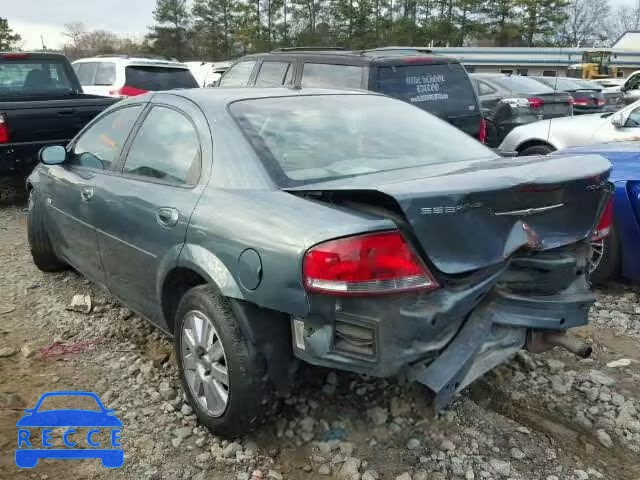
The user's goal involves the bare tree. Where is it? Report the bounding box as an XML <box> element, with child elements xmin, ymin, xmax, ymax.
<box><xmin>560</xmin><ymin>0</ymin><xmax>611</xmax><ymax>47</ymax></box>
<box><xmin>608</xmin><ymin>2</ymin><xmax>640</xmax><ymax>44</ymax></box>
<box><xmin>63</xmin><ymin>22</ymin><xmax>87</xmax><ymax>51</ymax></box>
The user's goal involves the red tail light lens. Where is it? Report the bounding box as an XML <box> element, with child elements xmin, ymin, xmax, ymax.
<box><xmin>109</xmin><ymin>86</ymin><xmax>149</xmax><ymax>98</ymax></box>
<box><xmin>527</xmin><ymin>97</ymin><xmax>544</xmax><ymax>109</ymax></box>
<box><xmin>568</xmin><ymin>97</ymin><xmax>575</xmax><ymax>106</ymax></box>
<box><xmin>479</xmin><ymin>118</ymin><xmax>487</xmax><ymax>144</ymax></box>
<box><xmin>596</xmin><ymin>99</ymin><xmax>605</xmax><ymax>106</ymax></box>
<box><xmin>573</xmin><ymin>98</ymin><xmax>589</xmax><ymax>106</ymax></box>
<box><xmin>592</xmin><ymin>198</ymin><xmax>613</xmax><ymax>241</ymax></box>
<box><xmin>303</xmin><ymin>231</ymin><xmax>439</xmax><ymax>296</ymax></box>
<box><xmin>1</xmin><ymin>53</ymin><xmax>28</xmax><ymax>59</ymax></box>
<box><xmin>0</xmin><ymin>114</ymin><xmax>9</xmax><ymax>144</ymax></box>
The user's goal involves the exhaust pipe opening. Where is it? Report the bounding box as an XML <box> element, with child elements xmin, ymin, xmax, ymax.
<box><xmin>526</xmin><ymin>330</ymin><xmax>592</xmax><ymax>358</ymax></box>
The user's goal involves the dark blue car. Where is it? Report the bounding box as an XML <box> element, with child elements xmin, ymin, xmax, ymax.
<box><xmin>555</xmin><ymin>142</ymin><xmax>640</xmax><ymax>281</ymax></box>
<box><xmin>15</xmin><ymin>391</ymin><xmax>123</xmax><ymax>468</ymax></box>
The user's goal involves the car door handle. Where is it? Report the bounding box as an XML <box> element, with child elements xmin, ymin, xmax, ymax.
<box><xmin>80</xmin><ymin>187</ymin><xmax>94</xmax><ymax>202</ymax></box>
<box><xmin>156</xmin><ymin>207</ymin><xmax>179</xmax><ymax>228</ymax></box>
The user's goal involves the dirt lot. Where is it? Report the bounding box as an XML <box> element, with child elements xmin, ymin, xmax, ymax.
<box><xmin>1</xmin><ymin>199</ymin><xmax>640</xmax><ymax>480</ymax></box>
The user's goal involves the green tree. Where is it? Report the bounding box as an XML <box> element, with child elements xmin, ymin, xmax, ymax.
<box><xmin>517</xmin><ymin>0</ymin><xmax>568</xmax><ymax>46</ymax></box>
<box><xmin>192</xmin><ymin>0</ymin><xmax>236</xmax><ymax>59</ymax></box>
<box><xmin>149</xmin><ymin>0</ymin><xmax>191</xmax><ymax>59</ymax></box>
<box><xmin>0</xmin><ymin>17</ymin><xmax>22</xmax><ymax>50</ymax></box>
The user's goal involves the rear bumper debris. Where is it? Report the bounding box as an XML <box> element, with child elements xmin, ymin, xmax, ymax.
<box><xmin>292</xmin><ymin>242</ymin><xmax>595</xmax><ymax>412</ymax></box>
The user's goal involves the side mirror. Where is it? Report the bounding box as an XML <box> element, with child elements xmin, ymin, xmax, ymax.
<box><xmin>39</xmin><ymin>145</ymin><xmax>67</xmax><ymax>165</ymax></box>
<box><xmin>611</xmin><ymin>113</ymin><xmax>625</xmax><ymax>128</ymax></box>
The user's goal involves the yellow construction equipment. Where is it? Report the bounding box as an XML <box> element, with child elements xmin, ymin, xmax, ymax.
<box><xmin>567</xmin><ymin>51</ymin><xmax>623</xmax><ymax>80</ymax></box>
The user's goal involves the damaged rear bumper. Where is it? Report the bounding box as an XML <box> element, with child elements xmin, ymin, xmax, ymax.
<box><xmin>292</xmin><ymin>243</ymin><xmax>594</xmax><ymax>411</ymax></box>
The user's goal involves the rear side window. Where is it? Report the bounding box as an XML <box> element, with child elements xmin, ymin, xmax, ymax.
<box><xmin>219</xmin><ymin>61</ymin><xmax>256</xmax><ymax>87</ymax></box>
<box><xmin>255</xmin><ymin>61</ymin><xmax>291</xmax><ymax>87</ymax></box>
<box><xmin>376</xmin><ymin>63</ymin><xmax>477</xmax><ymax>116</ymax></box>
<box><xmin>302</xmin><ymin>63</ymin><xmax>363</xmax><ymax>89</ymax></box>
<box><xmin>477</xmin><ymin>80</ymin><xmax>496</xmax><ymax>96</ymax></box>
<box><xmin>123</xmin><ymin>106</ymin><xmax>201</xmax><ymax>185</ymax></box>
<box><xmin>94</xmin><ymin>62</ymin><xmax>116</xmax><ymax>85</ymax></box>
<box><xmin>75</xmin><ymin>62</ymin><xmax>98</xmax><ymax>85</ymax></box>
<box><xmin>124</xmin><ymin>66</ymin><xmax>198</xmax><ymax>91</ymax></box>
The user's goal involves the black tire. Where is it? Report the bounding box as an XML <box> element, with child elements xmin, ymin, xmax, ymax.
<box><xmin>27</xmin><ymin>190</ymin><xmax>66</xmax><ymax>272</ymax></box>
<box><xmin>591</xmin><ymin>224</ymin><xmax>621</xmax><ymax>282</ymax></box>
<box><xmin>174</xmin><ymin>285</ymin><xmax>277</xmax><ymax>438</ymax></box>
<box><xmin>485</xmin><ymin>120</ymin><xmax>500</xmax><ymax>148</ymax></box>
<box><xmin>519</xmin><ymin>144</ymin><xmax>555</xmax><ymax>156</ymax></box>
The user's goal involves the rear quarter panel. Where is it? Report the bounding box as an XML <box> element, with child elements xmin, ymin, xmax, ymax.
<box><xmin>182</xmin><ymin>188</ymin><xmax>394</xmax><ymax>316</ymax></box>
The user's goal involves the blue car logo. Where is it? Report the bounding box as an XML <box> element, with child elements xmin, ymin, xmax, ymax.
<box><xmin>15</xmin><ymin>391</ymin><xmax>123</xmax><ymax>468</ymax></box>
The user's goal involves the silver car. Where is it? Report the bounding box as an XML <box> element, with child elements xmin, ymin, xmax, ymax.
<box><xmin>499</xmin><ymin>98</ymin><xmax>640</xmax><ymax>156</ymax></box>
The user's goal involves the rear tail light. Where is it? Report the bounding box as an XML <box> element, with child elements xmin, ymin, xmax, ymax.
<box><xmin>303</xmin><ymin>231</ymin><xmax>439</xmax><ymax>296</ymax></box>
<box><xmin>108</xmin><ymin>86</ymin><xmax>149</xmax><ymax>98</ymax></box>
<box><xmin>527</xmin><ymin>97</ymin><xmax>545</xmax><ymax>109</ymax></box>
<box><xmin>0</xmin><ymin>113</ymin><xmax>9</xmax><ymax>144</ymax></box>
<box><xmin>479</xmin><ymin>118</ymin><xmax>487</xmax><ymax>144</ymax></box>
<box><xmin>573</xmin><ymin>98</ymin><xmax>589</xmax><ymax>106</ymax></box>
<box><xmin>592</xmin><ymin>198</ymin><xmax>613</xmax><ymax>241</ymax></box>
<box><xmin>568</xmin><ymin>96</ymin><xmax>575</xmax><ymax>106</ymax></box>
<box><xmin>596</xmin><ymin>98</ymin><xmax>605</xmax><ymax>106</ymax></box>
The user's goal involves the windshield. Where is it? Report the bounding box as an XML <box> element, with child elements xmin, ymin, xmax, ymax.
<box><xmin>0</xmin><ymin>60</ymin><xmax>75</xmax><ymax>93</ymax></box>
<box><xmin>37</xmin><ymin>395</ymin><xmax>102</xmax><ymax>412</ymax></box>
<box><xmin>125</xmin><ymin>66</ymin><xmax>198</xmax><ymax>91</ymax></box>
<box><xmin>376</xmin><ymin>63</ymin><xmax>477</xmax><ymax>117</ymax></box>
<box><xmin>231</xmin><ymin>94</ymin><xmax>495</xmax><ymax>186</ymax></box>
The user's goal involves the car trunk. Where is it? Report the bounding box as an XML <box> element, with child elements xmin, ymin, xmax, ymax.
<box><xmin>530</xmin><ymin>92</ymin><xmax>573</xmax><ymax>118</ymax></box>
<box><xmin>286</xmin><ymin>154</ymin><xmax>612</xmax><ymax>275</ymax></box>
<box><xmin>570</xmin><ymin>90</ymin><xmax>605</xmax><ymax>111</ymax></box>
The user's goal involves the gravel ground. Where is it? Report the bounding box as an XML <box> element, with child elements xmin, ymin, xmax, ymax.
<box><xmin>1</xmin><ymin>202</ymin><xmax>640</xmax><ymax>480</ymax></box>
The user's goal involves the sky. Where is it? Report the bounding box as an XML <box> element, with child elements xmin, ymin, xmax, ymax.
<box><xmin>5</xmin><ymin>0</ymin><xmax>157</xmax><ymax>50</ymax></box>
<box><xmin>5</xmin><ymin>0</ymin><xmax>638</xmax><ymax>50</ymax></box>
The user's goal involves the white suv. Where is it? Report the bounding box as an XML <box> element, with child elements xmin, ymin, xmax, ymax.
<box><xmin>72</xmin><ymin>55</ymin><xmax>199</xmax><ymax>98</ymax></box>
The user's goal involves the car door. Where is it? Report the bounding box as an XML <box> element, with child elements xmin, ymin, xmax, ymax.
<box><xmin>623</xmin><ymin>73</ymin><xmax>640</xmax><ymax>105</ymax></box>
<box><xmin>44</xmin><ymin>104</ymin><xmax>144</xmax><ymax>285</ymax></box>
<box><xmin>93</xmin><ymin>94</ymin><xmax>211</xmax><ymax>325</ymax></box>
<box><xmin>594</xmin><ymin>104</ymin><xmax>640</xmax><ymax>143</ymax></box>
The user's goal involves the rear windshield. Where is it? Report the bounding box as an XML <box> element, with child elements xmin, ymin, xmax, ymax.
<box><xmin>489</xmin><ymin>75</ymin><xmax>555</xmax><ymax>93</ymax></box>
<box><xmin>571</xmin><ymin>79</ymin><xmax>603</xmax><ymax>91</ymax></box>
<box><xmin>533</xmin><ymin>77</ymin><xmax>583</xmax><ymax>91</ymax></box>
<box><xmin>125</xmin><ymin>66</ymin><xmax>198</xmax><ymax>91</ymax></box>
<box><xmin>0</xmin><ymin>59</ymin><xmax>75</xmax><ymax>93</ymax></box>
<box><xmin>231</xmin><ymin>94</ymin><xmax>495</xmax><ymax>186</ymax></box>
<box><xmin>376</xmin><ymin>63</ymin><xmax>478</xmax><ymax>116</ymax></box>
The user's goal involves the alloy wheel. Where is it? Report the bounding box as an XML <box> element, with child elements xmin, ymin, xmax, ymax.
<box><xmin>181</xmin><ymin>310</ymin><xmax>229</xmax><ymax>417</ymax></box>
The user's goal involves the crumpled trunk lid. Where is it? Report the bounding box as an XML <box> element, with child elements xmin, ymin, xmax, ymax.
<box><xmin>285</xmin><ymin>154</ymin><xmax>612</xmax><ymax>275</ymax></box>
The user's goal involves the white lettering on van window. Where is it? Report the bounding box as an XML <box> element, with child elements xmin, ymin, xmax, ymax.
<box><xmin>405</xmin><ymin>74</ymin><xmax>447</xmax><ymax>103</ymax></box>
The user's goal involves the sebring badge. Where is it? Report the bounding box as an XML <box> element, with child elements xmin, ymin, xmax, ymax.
<box><xmin>420</xmin><ymin>202</ymin><xmax>484</xmax><ymax>215</ymax></box>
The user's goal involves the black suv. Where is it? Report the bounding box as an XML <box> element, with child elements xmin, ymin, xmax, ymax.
<box><xmin>217</xmin><ymin>47</ymin><xmax>484</xmax><ymax>142</ymax></box>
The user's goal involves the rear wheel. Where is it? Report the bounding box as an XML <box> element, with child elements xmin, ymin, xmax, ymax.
<box><xmin>27</xmin><ymin>190</ymin><xmax>66</xmax><ymax>272</ymax></box>
<box><xmin>174</xmin><ymin>285</ymin><xmax>277</xmax><ymax>437</ymax></box>
<box><xmin>519</xmin><ymin>144</ymin><xmax>555</xmax><ymax>156</ymax></box>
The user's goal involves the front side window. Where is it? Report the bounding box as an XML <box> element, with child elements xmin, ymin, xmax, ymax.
<box><xmin>231</xmin><ymin>94</ymin><xmax>495</xmax><ymax>186</ymax></box>
<box><xmin>71</xmin><ymin>106</ymin><xmax>143</xmax><ymax>170</ymax></box>
<box><xmin>301</xmin><ymin>63</ymin><xmax>363</xmax><ymax>89</ymax></box>
<box><xmin>255</xmin><ymin>61</ymin><xmax>291</xmax><ymax>87</ymax></box>
<box><xmin>625</xmin><ymin>106</ymin><xmax>640</xmax><ymax>127</ymax></box>
<box><xmin>477</xmin><ymin>81</ymin><xmax>496</xmax><ymax>96</ymax></box>
<box><xmin>123</xmin><ymin>106</ymin><xmax>201</xmax><ymax>185</ymax></box>
<box><xmin>219</xmin><ymin>61</ymin><xmax>257</xmax><ymax>87</ymax></box>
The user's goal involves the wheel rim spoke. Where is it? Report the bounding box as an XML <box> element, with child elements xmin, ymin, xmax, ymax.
<box><xmin>209</xmin><ymin>340</ymin><xmax>224</xmax><ymax>362</ymax></box>
<box><xmin>183</xmin><ymin>352</ymin><xmax>198</xmax><ymax>372</ymax></box>
<box><xmin>209</xmin><ymin>363</ymin><xmax>229</xmax><ymax>386</ymax></box>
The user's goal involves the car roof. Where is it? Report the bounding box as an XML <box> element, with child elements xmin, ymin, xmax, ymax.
<box><xmin>73</xmin><ymin>55</ymin><xmax>190</xmax><ymax>68</ymax></box>
<box><xmin>242</xmin><ymin>47</ymin><xmax>458</xmax><ymax>65</ymax></box>
<box><xmin>138</xmin><ymin>86</ymin><xmax>374</xmax><ymax>109</ymax></box>
<box><xmin>0</xmin><ymin>52</ymin><xmax>68</xmax><ymax>61</ymax></box>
